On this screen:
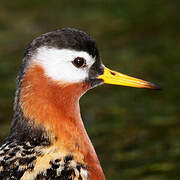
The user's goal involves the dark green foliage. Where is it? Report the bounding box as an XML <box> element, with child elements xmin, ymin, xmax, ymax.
<box><xmin>0</xmin><ymin>0</ymin><xmax>179</xmax><ymax>179</ymax></box>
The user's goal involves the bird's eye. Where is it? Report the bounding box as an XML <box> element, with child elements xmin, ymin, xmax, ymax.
<box><xmin>72</xmin><ymin>57</ymin><xmax>86</xmax><ymax>68</ymax></box>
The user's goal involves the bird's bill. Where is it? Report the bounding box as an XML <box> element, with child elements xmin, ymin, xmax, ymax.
<box><xmin>98</xmin><ymin>67</ymin><xmax>161</xmax><ymax>89</ymax></box>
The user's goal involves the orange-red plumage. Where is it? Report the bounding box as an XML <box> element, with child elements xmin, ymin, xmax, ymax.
<box><xmin>20</xmin><ymin>64</ymin><xmax>105</xmax><ymax>180</ymax></box>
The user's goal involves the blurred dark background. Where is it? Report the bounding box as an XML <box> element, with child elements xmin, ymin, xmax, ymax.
<box><xmin>0</xmin><ymin>0</ymin><xmax>180</xmax><ymax>179</ymax></box>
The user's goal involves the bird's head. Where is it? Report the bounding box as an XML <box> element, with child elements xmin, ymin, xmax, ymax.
<box><xmin>19</xmin><ymin>28</ymin><xmax>161</xmax><ymax>104</ymax></box>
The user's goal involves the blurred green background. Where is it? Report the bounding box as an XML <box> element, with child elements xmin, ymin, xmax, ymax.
<box><xmin>0</xmin><ymin>0</ymin><xmax>180</xmax><ymax>179</ymax></box>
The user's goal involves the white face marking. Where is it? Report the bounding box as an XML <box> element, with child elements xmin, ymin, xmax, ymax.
<box><xmin>32</xmin><ymin>46</ymin><xmax>95</xmax><ymax>83</ymax></box>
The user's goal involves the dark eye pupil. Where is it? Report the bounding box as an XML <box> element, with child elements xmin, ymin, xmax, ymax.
<box><xmin>72</xmin><ymin>57</ymin><xmax>86</xmax><ymax>68</ymax></box>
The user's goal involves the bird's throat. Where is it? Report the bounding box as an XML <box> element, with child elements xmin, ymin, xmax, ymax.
<box><xmin>19</xmin><ymin>64</ymin><xmax>105</xmax><ymax>180</ymax></box>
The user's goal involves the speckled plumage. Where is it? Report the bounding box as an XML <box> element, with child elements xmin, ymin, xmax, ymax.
<box><xmin>0</xmin><ymin>140</ymin><xmax>89</xmax><ymax>180</ymax></box>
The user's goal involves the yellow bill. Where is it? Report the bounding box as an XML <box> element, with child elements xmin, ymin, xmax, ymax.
<box><xmin>98</xmin><ymin>67</ymin><xmax>161</xmax><ymax>90</ymax></box>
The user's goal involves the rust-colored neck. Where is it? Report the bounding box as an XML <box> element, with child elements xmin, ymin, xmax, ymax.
<box><xmin>20</xmin><ymin>64</ymin><xmax>105</xmax><ymax>180</ymax></box>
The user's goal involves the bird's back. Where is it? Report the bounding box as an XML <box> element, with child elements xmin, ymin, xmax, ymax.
<box><xmin>0</xmin><ymin>140</ymin><xmax>88</xmax><ymax>180</ymax></box>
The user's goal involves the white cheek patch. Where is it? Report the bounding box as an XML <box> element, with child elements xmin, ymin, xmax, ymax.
<box><xmin>32</xmin><ymin>47</ymin><xmax>95</xmax><ymax>83</ymax></box>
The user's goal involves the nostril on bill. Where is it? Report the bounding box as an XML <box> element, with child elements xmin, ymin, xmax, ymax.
<box><xmin>110</xmin><ymin>71</ymin><xmax>116</xmax><ymax>76</ymax></box>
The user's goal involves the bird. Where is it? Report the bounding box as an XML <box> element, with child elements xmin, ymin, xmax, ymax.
<box><xmin>0</xmin><ymin>28</ymin><xmax>161</xmax><ymax>180</ymax></box>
